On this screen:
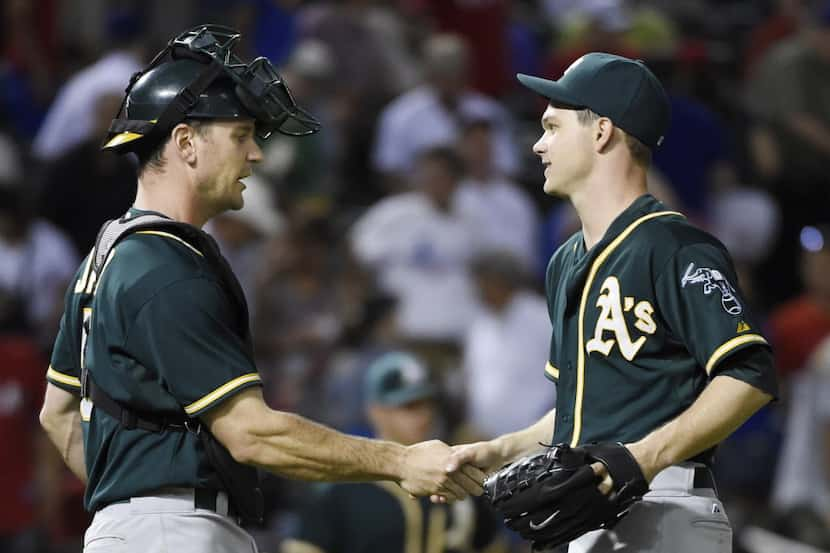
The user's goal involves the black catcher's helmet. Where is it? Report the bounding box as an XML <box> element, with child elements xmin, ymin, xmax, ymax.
<box><xmin>103</xmin><ymin>24</ymin><xmax>320</xmax><ymax>153</ymax></box>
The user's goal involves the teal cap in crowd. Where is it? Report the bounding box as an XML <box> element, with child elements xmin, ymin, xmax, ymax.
<box><xmin>365</xmin><ymin>352</ymin><xmax>437</xmax><ymax>406</ymax></box>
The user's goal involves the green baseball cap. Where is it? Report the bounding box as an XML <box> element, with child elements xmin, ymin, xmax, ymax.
<box><xmin>365</xmin><ymin>352</ymin><xmax>437</xmax><ymax>407</ymax></box>
<box><xmin>517</xmin><ymin>52</ymin><xmax>670</xmax><ymax>149</ymax></box>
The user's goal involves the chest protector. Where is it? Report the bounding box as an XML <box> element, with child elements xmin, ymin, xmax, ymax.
<box><xmin>78</xmin><ymin>212</ymin><xmax>263</xmax><ymax>524</ymax></box>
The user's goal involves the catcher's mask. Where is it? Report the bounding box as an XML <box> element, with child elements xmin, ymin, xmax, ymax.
<box><xmin>103</xmin><ymin>24</ymin><xmax>320</xmax><ymax>153</ymax></box>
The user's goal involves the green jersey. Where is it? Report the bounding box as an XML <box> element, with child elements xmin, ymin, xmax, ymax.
<box><xmin>544</xmin><ymin>195</ymin><xmax>777</xmax><ymax>448</ymax></box>
<box><xmin>46</xmin><ymin>209</ymin><xmax>262</xmax><ymax>512</ymax></box>
<box><xmin>293</xmin><ymin>482</ymin><xmax>500</xmax><ymax>553</ymax></box>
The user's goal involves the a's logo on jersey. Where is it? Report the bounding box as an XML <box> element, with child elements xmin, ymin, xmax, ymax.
<box><xmin>586</xmin><ymin>276</ymin><xmax>657</xmax><ymax>361</ymax></box>
<box><xmin>681</xmin><ymin>263</ymin><xmax>742</xmax><ymax>316</ymax></box>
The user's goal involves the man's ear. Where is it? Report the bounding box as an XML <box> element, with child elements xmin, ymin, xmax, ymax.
<box><xmin>594</xmin><ymin>117</ymin><xmax>615</xmax><ymax>153</ymax></box>
<box><xmin>171</xmin><ymin>122</ymin><xmax>198</xmax><ymax>165</ymax></box>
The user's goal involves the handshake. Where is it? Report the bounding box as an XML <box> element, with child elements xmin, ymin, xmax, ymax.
<box><xmin>398</xmin><ymin>439</ymin><xmax>649</xmax><ymax>551</ymax></box>
<box><xmin>396</xmin><ymin>439</ymin><xmax>504</xmax><ymax>503</ymax></box>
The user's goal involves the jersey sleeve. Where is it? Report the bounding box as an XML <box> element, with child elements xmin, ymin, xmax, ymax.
<box><xmin>45</xmin><ymin>255</ymin><xmax>92</xmax><ymax>394</ymax></box>
<box><xmin>46</xmin><ymin>315</ymin><xmax>82</xmax><ymax>393</ymax></box>
<box><xmin>655</xmin><ymin>243</ymin><xmax>777</xmax><ymax>395</ymax></box>
<box><xmin>714</xmin><ymin>343</ymin><xmax>779</xmax><ymax>399</ymax></box>
<box><xmin>125</xmin><ymin>277</ymin><xmax>261</xmax><ymax>417</ymax></box>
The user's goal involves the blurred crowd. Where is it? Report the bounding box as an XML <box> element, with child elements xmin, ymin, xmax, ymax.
<box><xmin>1</xmin><ymin>0</ymin><xmax>830</xmax><ymax>552</ymax></box>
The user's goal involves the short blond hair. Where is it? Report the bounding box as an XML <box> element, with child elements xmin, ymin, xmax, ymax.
<box><xmin>575</xmin><ymin>108</ymin><xmax>651</xmax><ymax>167</ymax></box>
<box><xmin>137</xmin><ymin>119</ymin><xmax>209</xmax><ymax>176</ymax></box>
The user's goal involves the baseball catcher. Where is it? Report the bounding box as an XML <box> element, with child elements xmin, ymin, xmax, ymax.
<box><xmin>484</xmin><ymin>443</ymin><xmax>649</xmax><ymax>551</ymax></box>
<box><xmin>38</xmin><ymin>23</ymin><xmax>486</xmax><ymax>553</ymax></box>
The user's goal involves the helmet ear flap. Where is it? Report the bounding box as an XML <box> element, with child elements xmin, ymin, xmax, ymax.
<box><xmin>129</xmin><ymin>135</ymin><xmax>166</xmax><ymax>165</ymax></box>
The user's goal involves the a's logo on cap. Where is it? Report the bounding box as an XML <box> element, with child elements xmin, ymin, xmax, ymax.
<box><xmin>656</xmin><ymin>135</ymin><xmax>665</xmax><ymax>147</ymax></box>
<box><xmin>399</xmin><ymin>358</ymin><xmax>426</xmax><ymax>386</ymax></box>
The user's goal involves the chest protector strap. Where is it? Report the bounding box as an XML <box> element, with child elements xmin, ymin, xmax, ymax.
<box><xmin>80</xmin><ymin>212</ymin><xmax>263</xmax><ymax>524</ymax></box>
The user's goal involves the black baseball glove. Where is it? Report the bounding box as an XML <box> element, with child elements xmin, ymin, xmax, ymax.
<box><xmin>483</xmin><ymin>442</ymin><xmax>649</xmax><ymax>551</ymax></box>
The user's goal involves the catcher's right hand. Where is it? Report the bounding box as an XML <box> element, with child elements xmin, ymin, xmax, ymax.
<box><xmin>483</xmin><ymin>443</ymin><xmax>648</xmax><ymax>551</ymax></box>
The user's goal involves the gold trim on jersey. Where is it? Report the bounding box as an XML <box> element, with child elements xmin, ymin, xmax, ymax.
<box><xmin>74</xmin><ymin>253</ymin><xmax>94</xmax><ymax>293</ymax></box>
<box><xmin>183</xmin><ymin>373</ymin><xmax>262</xmax><ymax>415</ymax></box>
<box><xmin>135</xmin><ymin>231</ymin><xmax>205</xmax><ymax>257</ymax></box>
<box><xmin>572</xmin><ymin>210</ymin><xmax>684</xmax><ymax>447</ymax></box>
<box><xmin>94</xmin><ymin>249</ymin><xmax>118</xmax><ymax>295</ymax></box>
<box><xmin>80</xmin><ymin>307</ymin><xmax>92</xmax><ymax>368</ymax></box>
<box><xmin>46</xmin><ymin>365</ymin><xmax>81</xmax><ymax>388</ymax></box>
<box><xmin>84</xmin><ymin>264</ymin><xmax>97</xmax><ymax>294</ymax></box>
<box><xmin>545</xmin><ymin>362</ymin><xmax>560</xmax><ymax>380</ymax></box>
<box><xmin>81</xmin><ymin>247</ymin><xmax>117</xmax><ymax>296</ymax></box>
<box><xmin>705</xmin><ymin>333</ymin><xmax>768</xmax><ymax>374</ymax></box>
<box><xmin>377</xmin><ymin>481</ymin><xmax>422</xmax><ymax>553</ymax></box>
<box><xmin>426</xmin><ymin>502</ymin><xmax>447</xmax><ymax>553</ymax></box>
<box><xmin>481</xmin><ymin>539</ymin><xmax>510</xmax><ymax>553</ymax></box>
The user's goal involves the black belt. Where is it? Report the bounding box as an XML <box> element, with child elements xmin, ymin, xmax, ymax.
<box><xmin>103</xmin><ymin>488</ymin><xmax>236</xmax><ymax>518</ymax></box>
<box><xmin>194</xmin><ymin>488</ymin><xmax>237</xmax><ymax>519</ymax></box>
<box><xmin>693</xmin><ymin>466</ymin><xmax>717</xmax><ymax>494</ymax></box>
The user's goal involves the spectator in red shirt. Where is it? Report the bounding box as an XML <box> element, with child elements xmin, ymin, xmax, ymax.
<box><xmin>744</xmin><ymin>0</ymin><xmax>807</xmax><ymax>78</ymax></box>
<box><xmin>0</xmin><ymin>264</ymin><xmax>86</xmax><ymax>552</ymax></box>
<box><xmin>414</xmin><ymin>0</ymin><xmax>511</xmax><ymax>97</ymax></box>
<box><xmin>768</xmin><ymin>225</ymin><xmax>830</xmax><ymax>379</ymax></box>
<box><xmin>0</xmin><ymin>333</ymin><xmax>49</xmax><ymax>552</ymax></box>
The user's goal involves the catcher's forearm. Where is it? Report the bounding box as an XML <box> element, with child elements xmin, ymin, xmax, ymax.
<box><xmin>41</xmin><ymin>406</ymin><xmax>87</xmax><ymax>482</ymax></box>
<box><xmin>40</xmin><ymin>384</ymin><xmax>87</xmax><ymax>483</ymax></box>
<box><xmin>242</xmin><ymin>409</ymin><xmax>406</xmax><ymax>481</ymax></box>
<box><xmin>205</xmin><ymin>388</ymin><xmax>408</xmax><ymax>482</ymax></box>
<box><xmin>627</xmin><ymin>375</ymin><xmax>771</xmax><ymax>481</ymax></box>
<box><xmin>494</xmin><ymin>408</ymin><xmax>556</xmax><ymax>463</ymax></box>
<box><xmin>63</xmin><ymin>410</ymin><xmax>88</xmax><ymax>482</ymax></box>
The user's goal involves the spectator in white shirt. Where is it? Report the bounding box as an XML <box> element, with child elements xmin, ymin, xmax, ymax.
<box><xmin>455</xmin><ymin>118</ymin><xmax>540</xmax><ymax>270</ymax></box>
<box><xmin>772</xmin><ymin>335</ymin><xmax>830</xmax><ymax>525</ymax></box>
<box><xmin>0</xmin><ymin>183</ymin><xmax>78</xmax><ymax>345</ymax></box>
<box><xmin>462</xmin><ymin>250</ymin><xmax>554</xmax><ymax>439</ymax></box>
<box><xmin>372</xmin><ymin>33</ymin><xmax>518</xmax><ymax>191</ymax></box>
<box><xmin>32</xmin><ymin>11</ymin><xmax>146</xmax><ymax>161</ymax></box>
<box><xmin>351</xmin><ymin>147</ymin><xmax>481</xmax><ymax>344</ymax></box>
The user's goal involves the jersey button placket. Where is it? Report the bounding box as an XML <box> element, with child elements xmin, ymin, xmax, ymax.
<box><xmin>563</xmin><ymin>360</ymin><xmax>573</xmax><ymax>423</ymax></box>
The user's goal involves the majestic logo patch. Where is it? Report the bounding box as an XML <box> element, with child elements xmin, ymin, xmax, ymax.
<box><xmin>681</xmin><ymin>263</ymin><xmax>742</xmax><ymax>315</ymax></box>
